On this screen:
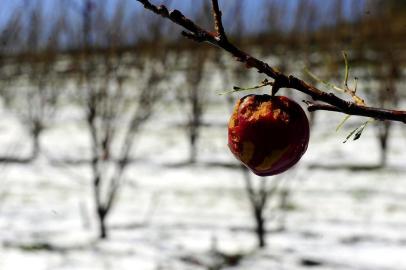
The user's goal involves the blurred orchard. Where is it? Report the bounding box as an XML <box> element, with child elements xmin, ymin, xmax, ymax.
<box><xmin>0</xmin><ymin>0</ymin><xmax>405</xmax><ymax>269</ymax></box>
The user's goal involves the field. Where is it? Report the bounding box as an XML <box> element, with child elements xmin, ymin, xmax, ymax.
<box><xmin>0</xmin><ymin>72</ymin><xmax>406</xmax><ymax>270</ymax></box>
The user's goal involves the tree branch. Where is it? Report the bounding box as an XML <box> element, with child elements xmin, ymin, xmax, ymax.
<box><xmin>136</xmin><ymin>0</ymin><xmax>406</xmax><ymax>124</ymax></box>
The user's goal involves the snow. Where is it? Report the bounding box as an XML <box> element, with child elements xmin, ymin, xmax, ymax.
<box><xmin>0</xmin><ymin>71</ymin><xmax>406</xmax><ymax>270</ymax></box>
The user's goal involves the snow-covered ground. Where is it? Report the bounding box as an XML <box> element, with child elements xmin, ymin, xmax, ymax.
<box><xmin>0</xmin><ymin>79</ymin><xmax>406</xmax><ymax>270</ymax></box>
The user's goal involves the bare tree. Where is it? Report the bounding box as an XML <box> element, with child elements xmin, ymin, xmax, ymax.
<box><xmin>360</xmin><ymin>1</ymin><xmax>402</xmax><ymax>167</ymax></box>
<box><xmin>374</xmin><ymin>61</ymin><xmax>399</xmax><ymax>167</ymax></box>
<box><xmin>176</xmin><ymin>49</ymin><xmax>209</xmax><ymax>163</ymax></box>
<box><xmin>242</xmin><ymin>167</ymin><xmax>285</xmax><ymax>248</ymax></box>
<box><xmin>171</xmin><ymin>2</ymin><xmax>213</xmax><ymax>164</ymax></box>
<box><xmin>75</xmin><ymin>1</ymin><xmax>168</xmax><ymax>238</ymax></box>
<box><xmin>0</xmin><ymin>4</ymin><xmax>64</xmax><ymax>161</ymax></box>
<box><xmin>0</xmin><ymin>8</ymin><xmax>23</xmax><ymax>102</ymax></box>
<box><xmin>83</xmin><ymin>59</ymin><xmax>164</xmax><ymax>238</ymax></box>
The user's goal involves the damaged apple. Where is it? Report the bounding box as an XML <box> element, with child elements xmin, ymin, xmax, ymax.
<box><xmin>228</xmin><ymin>94</ymin><xmax>310</xmax><ymax>176</ymax></box>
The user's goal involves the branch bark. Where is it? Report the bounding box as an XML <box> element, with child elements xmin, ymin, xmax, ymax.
<box><xmin>136</xmin><ymin>0</ymin><xmax>406</xmax><ymax>124</ymax></box>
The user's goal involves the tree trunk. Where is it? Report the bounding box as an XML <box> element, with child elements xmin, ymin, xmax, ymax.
<box><xmin>254</xmin><ymin>209</ymin><xmax>266</xmax><ymax>248</ymax></box>
<box><xmin>97</xmin><ymin>207</ymin><xmax>108</xmax><ymax>239</ymax></box>
<box><xmin>189</xmin><ymin>129</ymin><xmax>197</xmax><ymax>164</ymax></box>
<box><xmin>31</xmin><ymin>127</ymin><xmax>41</xmax><ymax>160</ymax></box>
<box><xmin>188</xmin><ymin>89</ymin><xmax>201</xmax><ymax>164</ymax></box>
<box><xmin>378</xmin><ymin>121</ymin><xmax>391</xmax><ymax>167</ymax></box>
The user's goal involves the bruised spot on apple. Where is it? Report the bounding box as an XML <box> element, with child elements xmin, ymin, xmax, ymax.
<box><xmin>228</xmin><ymin>94</ymin><xmax>310</xmax><ymax>176</ymax></box>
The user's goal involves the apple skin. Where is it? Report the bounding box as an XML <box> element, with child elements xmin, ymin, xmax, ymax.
<box><xmin>228</xmin><ymin>94</ymin><xmax>309</xmax><ymax>176</ymax></box>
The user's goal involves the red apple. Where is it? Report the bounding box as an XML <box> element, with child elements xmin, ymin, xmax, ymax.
<box><xmin>228</xmin><ymin>94</ymin><xmax>309</xmax><ymax>176</ymax></box>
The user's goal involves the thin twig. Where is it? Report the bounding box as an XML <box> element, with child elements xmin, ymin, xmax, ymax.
<box><xmin>136</xmin><ymin>0</ymin><xmax>406</xmax><ymax>124</ymax></box>
<box><xmin>304</xmin><ymin>66</ymin><xmax>365</xmax><ymax>106</ymax></box>
<box><xmin>304</xmin><ymin>101</ymin><xmax>344</xmax><ymax>113</ymax></box>
<box><xmin>211</xmin><ymin>0</ymin><xmax>227</xmax><ymax>41</ymax></box>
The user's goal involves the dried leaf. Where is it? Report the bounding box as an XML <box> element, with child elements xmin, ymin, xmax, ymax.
<box><xmin>336</xmin><ymin>115</ymin><xmax>351</xmax><ymax>132</ymax></box>
<box><xmin>304</xmin><ymin>67</ymin><xmax>344</xmax><ymax>93</ymax></box>
<box><xmin>342</xmin><ymin>51</ymin><xmax>350</xmax><ymax>88</ymax></box>
<box><xmin>353</xmin><ymin>121</ymin><xmax>369</xmax><ymax>141</ymax></box>
<box><xmin>218</xmin><ymin>81</ymin><xmax>273</xmax><ymax>95</ymax></box>
<box><xmin>343</xmin><ymin>121</ymin><xmax>369</xmax><ymax>143</ymax></box>
<box><xmin>343</xmin><ymin>127</ymin><xmax>359</xmax><ymax>143</ymax></box>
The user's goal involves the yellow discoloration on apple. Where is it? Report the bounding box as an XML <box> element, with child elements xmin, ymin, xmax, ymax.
<box><xmin>254</xmin><ymin>146</ymin><xmax>289</xmax><ymax>171</ymax></box>
<box><xmin>240</xmin><ymin>141</ymin><xmax>255</xmax><ymax>164</ymax></box>
<box><xmin>229</xmin><ymin>100</ymin><xmax>242</xmax><ymax>129</ymax></box>
<box><xmin>273</xmin><ymin>109</ymin><xmax>281</xmax><ymax>119</ymax></box>
<box><xmin>252</xmin><ymin>102</ymin><xmax>273</xmax><ymax>120</ymax></box>
<box><xmin>229</xmin><ymin>115</ymin><xmax>238</xmax><ymax>129</ymax></box>
<box><xmin>243</xmin><ymin>102</ymin><xmax>273</xmax><ymax>121</ymax></box>
<box><xmin>242</xmin><ymin>101</ymin><xmax>290</xmax><ymax>123</ymax></box>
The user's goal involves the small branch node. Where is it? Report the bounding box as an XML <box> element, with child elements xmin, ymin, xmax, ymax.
<box><xmin>157</xmin><ymin>5</ymin><xmax>169</xmax><ymax>16</ymax></box>
<box><xmin>169</xmin><ymin>9</ymin><xmax>183</xmax><ymax>20</ymax></box>
<box><xmin>271</xmin><ymin>79</ymin><xmax>283</xmax><ymax>96</ymax></box>
<box><xmin>181</xmin><ymin>31</ymin><xmax>205</xmax><ymax>42</ymax></box>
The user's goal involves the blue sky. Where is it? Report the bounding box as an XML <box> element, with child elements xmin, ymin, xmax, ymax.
<box><xmin>0</xmin><ymin>0</ymin><xmax>366</xmax><ymax>34</ymax></box>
